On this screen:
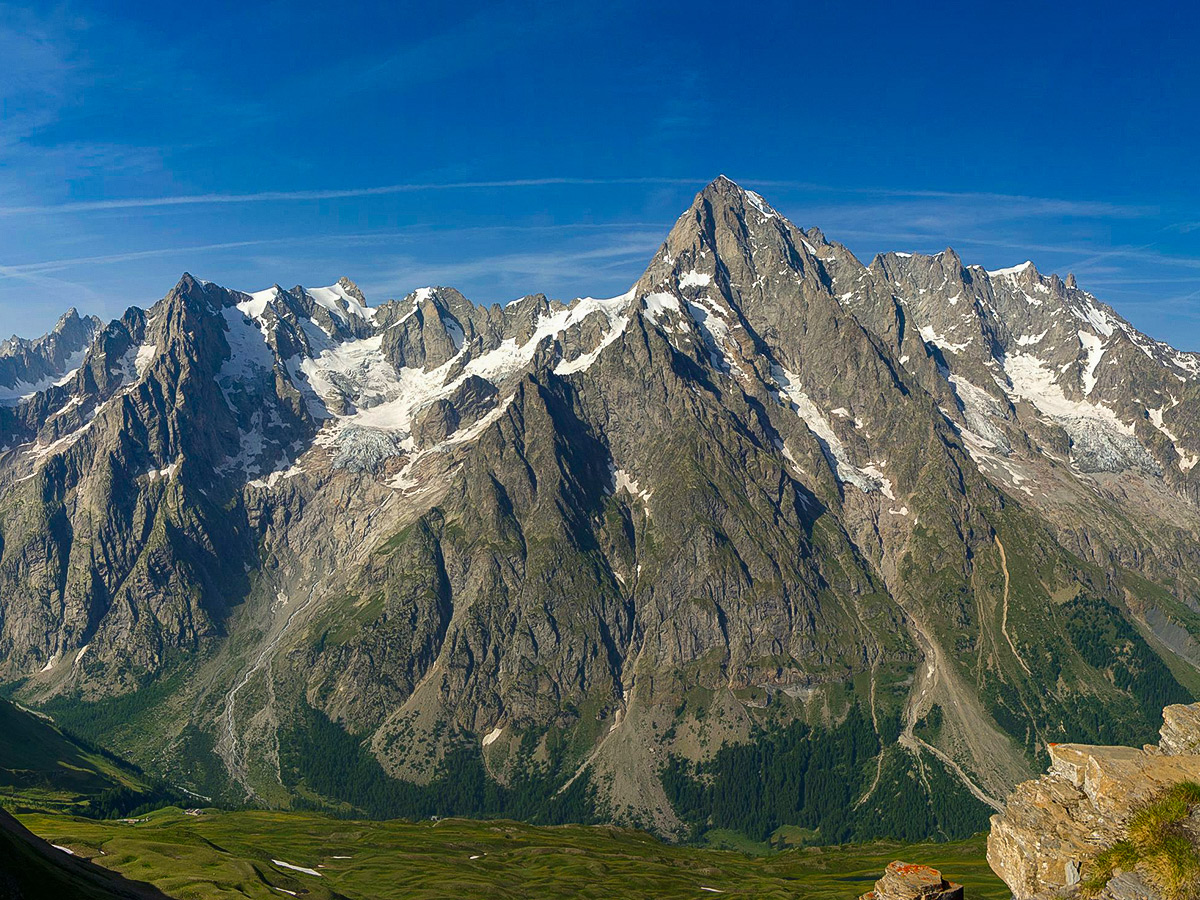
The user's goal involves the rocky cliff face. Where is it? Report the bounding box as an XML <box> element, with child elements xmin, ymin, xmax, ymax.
<box><xmin>988</xmin><ymin>703</ymin><xmax>1200</xmax><ymax>899</ymax></box>
<box><xmin>4</xmin><ymin>177</ymin><xmax>1200</xmax><ymax>839</ymax></box>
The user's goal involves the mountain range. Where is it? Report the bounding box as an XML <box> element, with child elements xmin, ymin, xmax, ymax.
<box><xmin>4</xmin><ymin>176</ymin><xmax>1200</xmax><ymax>843</ymax></box>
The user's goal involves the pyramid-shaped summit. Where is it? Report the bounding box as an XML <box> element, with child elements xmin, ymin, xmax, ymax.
<box><xmin>1</xmin><ymin>178</ymin><xmax>1199</xmax><ymax>844</ymax></box>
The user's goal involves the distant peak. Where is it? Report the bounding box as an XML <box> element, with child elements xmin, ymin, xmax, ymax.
<box><xmin>695</xmin><ymin>175</ymin><xmax>780</xmax><ymax>220</ymax></box>
<box><xmin>698</xmin><ymin>174</ymin><xmax>745</xmax><ymax>200</ymax></box>
<box><xmin>172</xmin><ymin>272</ymin><xmax>209</xmax><ymax>295</ymax></box>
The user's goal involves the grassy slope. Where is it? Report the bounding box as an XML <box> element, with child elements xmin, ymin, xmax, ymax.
<box><xmin>0</xmin><ymin>808</ymin><xmax>172</xmax><ymax>900</ymax></box>
<box><xmin>19</xmin><ymin>807</ymin><xmax>1006</xmax><ymax>900</ymax></box>
<box><xmin>0</xmin><ymin>698</ymin><xmax>149</xmax><ymax>813</ymax></box>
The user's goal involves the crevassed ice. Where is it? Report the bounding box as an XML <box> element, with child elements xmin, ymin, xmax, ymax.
<box><xmin>1002</xmin><ymin>353</ymin><xmax>1133</xmax><ymax>435</ymax></box>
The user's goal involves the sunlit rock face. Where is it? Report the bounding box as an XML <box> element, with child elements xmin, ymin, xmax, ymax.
<box><xmin>988</xmin><ymin>703</ymin><xmax>1200</xmax><ymax>899</ymax></box>
<box><xmin>6</xmin><ymin>178</ymin><xmax>1200</xmax><ymax>836</ymax></box>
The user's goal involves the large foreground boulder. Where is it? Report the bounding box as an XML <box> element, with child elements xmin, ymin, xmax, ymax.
<box><xmin>859</xmin><ymin>861</ymin><xmax>964</xmax><ymax>900</ymax></box>
<box><xmin>987</xmin><ymin>703</ymin><xmax>1200</xmax><ymax>899</ymax></box>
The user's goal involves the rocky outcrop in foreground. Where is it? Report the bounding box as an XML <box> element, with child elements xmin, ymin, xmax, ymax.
<box><xmin>988</xmin><ymin>703</ymin><xmax>1200</xmax><ymax>898</ymax></box>
<box><xmin>859</xmin><ymin>861</ymin><xmax>964</xmax><ymax>900</ymax></box>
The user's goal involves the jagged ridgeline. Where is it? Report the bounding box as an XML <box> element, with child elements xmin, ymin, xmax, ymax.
<box><xmin>4</xmin><ymin>177</ymin><xmax>1200</xmax><ymax>843</ymax></box>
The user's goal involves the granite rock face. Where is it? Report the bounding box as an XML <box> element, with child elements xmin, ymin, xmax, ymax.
<box><xmin>987</xmin><ymin>703</ymin><xmax>1200</xmax><ymax>899</ymax></box>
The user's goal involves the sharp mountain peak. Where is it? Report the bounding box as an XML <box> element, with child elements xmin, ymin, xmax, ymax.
<box><xmin>3</xmin><ymin>178</ymin><xmax>1200</xmax><ymax>845</ymax></box>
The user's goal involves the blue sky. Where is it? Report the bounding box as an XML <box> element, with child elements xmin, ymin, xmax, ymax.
<box><xmin>2</xmin><ymin>0</ymin><xmax>1199</xmax><ymax>346</ymax></box>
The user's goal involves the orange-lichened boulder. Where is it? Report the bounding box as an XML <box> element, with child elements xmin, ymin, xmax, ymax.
<box><xmin>858</xmin><ymin>861</ymin><xmax>965</xmax><ymax>900</ymax></box>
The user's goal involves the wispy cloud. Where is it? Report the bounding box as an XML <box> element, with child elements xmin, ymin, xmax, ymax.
<box><xmin>0</xmin><ymin>240</ymin><xmax>283</xmax><ymax>276</ymax></box>
<box><xmin>0</xmin><ymin>174</ymin><xmax>1150</xmax><ymax>221</ymax></box>
<box><xmin>0</xmin><ymin>222</ymin><xmax>670</xmax><ymax>278</ymax></box>
<box><xmin>0</xmin><ymin>178</ymin><xmax>705</xmax><ymax>216</ymax></box>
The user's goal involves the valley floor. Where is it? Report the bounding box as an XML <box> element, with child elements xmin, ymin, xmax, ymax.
<box><xmin>17</xmin><ymin>807</ymin><xmax>1006</xmax><ymax>900</ymax></box>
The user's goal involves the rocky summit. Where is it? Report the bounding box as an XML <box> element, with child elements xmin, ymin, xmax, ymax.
<box><xmin>5</xmin><ymin>177</ymin><xmax>1200</xmax><ymax>842</ymax></box>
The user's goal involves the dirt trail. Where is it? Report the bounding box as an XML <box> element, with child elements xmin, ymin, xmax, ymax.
<box><xmin>995</xmin><ymin>537</ymin><xmax>1032</xmax><ymax>676</ymax></box>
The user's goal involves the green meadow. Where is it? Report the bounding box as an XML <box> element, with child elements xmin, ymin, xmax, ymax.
<box><xmin>19</xmin><ymin>806</ymin><xmax>1005</xmax><ymax>900</ymax></box>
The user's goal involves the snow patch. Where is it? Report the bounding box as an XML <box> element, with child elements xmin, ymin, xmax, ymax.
<box><xmin>240</xmin><ymin>286</ymin><xmax>279</xmax><ymax>319</ymax></box>
<box><xmin>1003</xmin><ymin>353</ymin><xmax>1158</xmax><ymax>474</ymax></box>
<box><xmin>685</xmin><ymin>296</ymin><xmax>740</xmax><ymax>372</ymax></box>
<box><xmin>772</xmin><ymin>365</ymin><xmax>891</xmax><ymax>496</ymax></box>
<box><xmin>389</xmin><ymin>396</ymin><xmax>515</xmax><ymax>492</ymax></box>
<box><xmin>987</xmin><ymin>261</ymin><xmax>1033</xmax><ymax>277</ymax></box>
<box><xmin>272</xmin><ymin>860</ymin><xmax>322</xmax><ymax>877</ymax></box>
<box><xmin>483</xmin><ymin>727</ymin><xmax>503</xmax><ymax>747</ymax></box>
<box><xmin>744</xmin><ymin>190</ymin><xmax>777</xmax><ymax>219</ymax></box>
<box><xmin>306</xmin><ymin>283</ymin><xmax>374</xmax><ymax>321</ymax></box>
<box><xmin>1077</xmin><ymin>331</ymin><xmax>1104</xmax><ymax>395</ymax></box>
<box><xmin>134</xmin><ymin>343</ymin><xmax>157</xmax><ymax>377</ymax></box>
<box><xmin>919</xmin><ymin>325</ymin><xmax>969</xmax><ymax>354</ymax></box>
<box><xmin>1147</xmin><ymin>403</ymin><xmax>1196</xmax><ymax>471</ymax></box>
<box><xmin>555</xmin><ymin>303</ymin><xmax>631</xmax><ymax>375</ymax></box>
<box><xmin>610</xmin><ymin>465</ymin><xmax>652</xmax><ymax>507</ymax></box>
<box><xmin>217</xmin><ymin>305</ymin><xmax>277</xmax><ymax>406</ymax></box>
<box><xmin>1003</xmin><ymin>353</ymin><xmax>1132</xmax><ymax>434</ymax></box>
<box><xmin>643</xmin><ymin>292</ymin><xmax>681</xmax><ymax>325</ymax></box>
<box><xmin>1073</xmin><ymin>299</ymin><xmax>1115</xmax><ymax>337</ymax></box>
<box><xmin>293</xmin><ymin>334</ymin><xmax>399</xmax><ymax>416</ymax></box>
<box><xmin>147</xmin><ymin>460</ymin><xmax>181</xmax><ymax>482</ymax></box>
<box><xmin>679</xmin><ymin>271</ymin><xmax>712</xmax><ymax>288</ymax></box>
<box><xmin>443</xmin><ymin>316</ymin><xmax>465</xmax><ymax>351</ymax></box>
